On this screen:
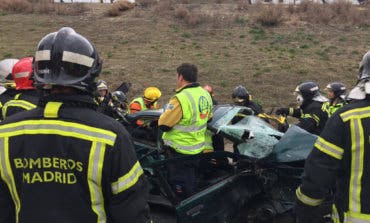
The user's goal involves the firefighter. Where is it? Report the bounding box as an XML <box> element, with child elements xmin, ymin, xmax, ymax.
<box><xmin>295</xmin><ymin>51</ymin><xmax>370</xmax><ymax>223</ymax></box>
<box><xmin>158</xmin><ymin>63</ymin><xmax>213</xmax><ymax>198</ymax></box>
<box><xmin>275</xmin><ymin>81</ymin><xmax>328</xmax><ymax>135</ymax></box>
<box><xmin>322</xmin><ymin>82</ymin><xmax>347</xmax><ymax>117</ymax></box>
<box><xmin>232</xmin><ymin>85</ymin><xmax>264</xmax><ymax>115</ymax></box>
<box><xmin>96</xmin><ymin>79</ymin><xmax>115</xmax><ymax>116</ymax></box>
<box><xmin>129</xmin><ymin>86</ymin><xmax>161</xmax><ymax>114</ymax></box>
<box><xmin>111</xmin><ymin>90</ymin><xmax>129</xmax><ymax>120</ymax></box>
<box><xmin>0</xmin><ymin>58</ymin><xmax>19</xmax><ymax>119</ymax></box>
<box><xmin>2</xmin><ymin>57</ymin><xmax>39</xmax><ymax>119</ymax></box>
<box><xmin>0</xmin><ymin>27</ymin><xmax>150</xmax><ymax>223</ymax></box>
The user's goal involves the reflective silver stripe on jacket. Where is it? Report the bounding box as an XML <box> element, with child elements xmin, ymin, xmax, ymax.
<box><xmin>0</xmin><ymin>123</ymin><xmax>116</xmax><ymax>145</ymax></box>
<box><xmin>0</xmin><ymin>137</ymin><xmax>21</xmax><ymax>223</ymax></box>
<box><xmin>349</xmin><ymin>118</ymin><xmax>364</xmax><ymax>212</ymax></box>
<box><xmin>173</xmin><ymin>123</ymin><xmax>207</xmax><ymax>132</ymax></box>
<box><xmin>163</xmin><ymin>139</ymin><xmax>205</xmax><ymax>151</ymax></box>
<box><xmin>88</xmin><ymin>141</ymin><xmax>107</xmax><ymax>223</ymax></box>
<box><xmin>172</xmin><ymin>90</ymin><xmax>207</xmax><ymax>132</ymax></box>
<box><xmin>111</xmin><ymin>161</ymin><xmax>143</xmax><ymax>194</ymax></box>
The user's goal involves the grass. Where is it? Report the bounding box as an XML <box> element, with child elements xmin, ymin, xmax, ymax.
<box><xmin>0</xmin><ymin>1</ymin><xmax>368</xmax><ymax>108</ymax></box>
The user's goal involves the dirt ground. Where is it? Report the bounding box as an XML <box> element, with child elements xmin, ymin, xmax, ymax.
<box><xmin>0</xmin><ymin>2</ymin><xmax>369</xmax><ymax>108</ymax></box>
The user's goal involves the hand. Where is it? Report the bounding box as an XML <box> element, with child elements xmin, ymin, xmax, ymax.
<box><xmin>276</xmin><ymin>107</ymin><xmax>290</xmax><ymax>116</ymax></box>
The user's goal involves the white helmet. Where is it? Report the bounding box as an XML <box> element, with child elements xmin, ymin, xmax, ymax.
<box><xmin>0</xmin><ymin>58</ymin><xmax>19</xmax><ymax>83</ymax></box>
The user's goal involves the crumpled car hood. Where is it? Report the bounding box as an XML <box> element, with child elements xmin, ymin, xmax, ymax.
<box><xmin>209</xmin><ymin>105</ymin><xmax>316</xmax><ymax>161</ymax></box>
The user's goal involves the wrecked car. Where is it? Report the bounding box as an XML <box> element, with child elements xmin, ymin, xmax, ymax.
<box><xmin>120</xmin><ymin>105</ymin><xmax>329</xmax><ymax>223</ymax></box>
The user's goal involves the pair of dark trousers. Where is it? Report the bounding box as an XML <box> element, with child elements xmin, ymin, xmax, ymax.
<box><xmin>166</xmin><ymin>148</ymin><xmax>199</xmax><ymax>199</ymax></box>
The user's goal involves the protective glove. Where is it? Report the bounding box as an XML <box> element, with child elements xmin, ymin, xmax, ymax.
<box><xmin>275</xmin><ymin>107</ymin><xmax>290</xmax><ymax>116</ymax></box>
<box><xmin>294</xmin><ymin>199</ymin><xmax>321</xmax><ymax>223</ymax></box>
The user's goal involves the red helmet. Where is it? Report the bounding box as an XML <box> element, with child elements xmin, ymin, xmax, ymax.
<box><xmin>12</xmin><ymin>57</ymin><xmax>34</xmax><ymax>90</ymax></box>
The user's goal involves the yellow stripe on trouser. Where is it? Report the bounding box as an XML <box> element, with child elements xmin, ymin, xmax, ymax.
<box><xmin>296</xmin><ymin>187</ymin><xmax>323</xmax><ymax>206</ymax></box>
<box><xmin>349</xmin><ymin>118</ymin><xmax>364</xmax><ymax>213</ymax></box>
<box><xmin>111</xmin><ymin>161</ymin><xmax>143</xmax><ymax>194</ymax></box>
<box><xmin>88</xmin><ymin>141</ymin><xmax>107</xmax><ymax>223</ymax></box>
<box><xmin>0</xmin><ymin>137</ymin><xmax>21</xmax><ymax>223</ymax></box>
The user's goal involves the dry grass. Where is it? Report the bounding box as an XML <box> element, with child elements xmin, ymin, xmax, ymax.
<box><xmin>295</xmin><ymin>1</ymin><xmax>370</xmax><ymax>27</ymax></box>
<box><xmin>1</xmin><ymin>2</ymin><xmax>370</xmax><ymax>106</ymax></box>
<box><xmin>0</xmin><ymin>0</ymin><xmax>32</xmax><ymax>13</ymax></box>
<box><xmin>107</xmin><ymin>0</ymin><xmax>134</xmax><ymax>16</ymax></box>
<box><xmin>252</xmin><ymin>3</ymin><xmax>284</xmax><ymax>26</ymax></box>
<box><xmin>0</xmin><ymin>0</ymin><xmax>87</xmax><ymax>15</ymax></box>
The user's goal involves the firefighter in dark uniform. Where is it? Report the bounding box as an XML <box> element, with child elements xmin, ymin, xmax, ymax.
<box><xmin>2</xmin><ymin>57</ymin><xmax>39</xmax><ymax>119</ymax></box>
<box><xmin>295</xmin><ymin>51</ymin><xmax>370</xmax><ymax>223</ymax></box>
<box><xmin>322</xmin><ymin>82</ymin><xmax>347</xmax><ymax>117</ymax></box>
<box><xmin>0</xmin><ymin>27</ymin><xmax>150</xmax><ymax>223</ymax></box>
<box><xmin>276</xmin><ymin>81</ymin><xmax>328</xmax><ymax>135</ymax></box>
<box><xmin>0</xmin><ymin>58</ymin><xmax>19</xmax><ymax>120</ymax></box>
<box><xmin>232</xmin><ymin>85</ymin><xmax>264</xmax><ymax>115</ymax></box>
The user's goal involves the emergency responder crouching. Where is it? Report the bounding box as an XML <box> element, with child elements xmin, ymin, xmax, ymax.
<box><xmin>295</xmin><ymin>51</ymin><xmax>370</xmax><ymax>223</ymax></box>
<box><xmin>158</xmin><ymin>63</ymin><xmax>213</xmax><ymax>199</ymax></box>
<box><xmin>0</xmin><ymin>27</ymin><xmax>150</xmax><ymax>223</ymax></box>
<box><xmin>322</xmin><ymin>82</ymin><xmax>347</xmax><ymax>117</ymax></box>
<box><xmin>129</xmin><ymin>86</ymin><xmax>161</xmax><ymax>114</ymax></box>
<box><xmin>276</xmin><ymin>81</ymin><xmax>328</xmax><ymax>135</ymax></box>
<box><xmin>2</xmin><ymin>57</ymin><xmax>39</xmax><ymax>119</ymax></box>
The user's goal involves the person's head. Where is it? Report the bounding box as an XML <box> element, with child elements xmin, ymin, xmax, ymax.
<box><xmin>112</xmin><ymin>90</ymin><xmax>128</xmax><ymax>109</ymax></box>
<box><xmin>294</xmin><ymin>81</ymin><xmax>327</xmax><ymax>105</ymax></box>
<box><xmin>203</xmin><ymin>84</ymin><xmax>214</xmax><ymax>97</ymax></box>
<box><xmin>33</xmin><ymin>27</ymin><xmax>102</xmax><ymax>94</ymax></box>
<box><xmin>325</xmin><ymin>82</ymin><xmax>346</xmax><ymax>100</ymax></box>
<box><xmin>176</xmin><ymin>63</ymin><xmax>198</xmax><ymax>88</ymax></box>
<box><xmin>143</xmin><ymin>87</ymin><xmax>161</xmax><ymax>105</ymax></box>
<box><xmin>358</xmin><ymin>51</ymin><xmax>370</xmax><ymax>81</ymax></box>
<box><xmin>12</xmin><ymin>57</ymin><xmax>35</xmax><ymax>90</ymax></box>
<box><xmin>232</xmin><ymin>85</ymin><xmax>250</xmax><ymax>105</ymax></box>
<box><xmin>96</xmin><ymin>79</ymin><xmax>108</xmax><ymax>97</ymax></box>
<box><xmin>0</xmin><ymin>58</ymin><xmax>19</xmax><ymax>90</ymax></box>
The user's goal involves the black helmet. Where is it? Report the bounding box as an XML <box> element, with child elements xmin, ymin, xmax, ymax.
<box><xmin>326</xmin><ymin>82</ymin><xmax>346</xmax><ymax>98</ymax></box>
<box><xmin>112</xmin><ymin>91</ymin><xmax>127</xmax><ymax>105</ymax></box>
<box><xmin>33</xmin><ymin>27</ymin><xmax>102</xmax><ymax>92</ymax></box>
<box><xmin>232</xmin><ymin>85</ymin><xmax>250</xmax><ymax>103</ymax></box>
<box><xmin>295</xmin><ymin>81</ymin><xmax>320</xmax><ymax>101</ymax></box>
<box><xmin>359</xmin><ymin>51</ymin><xmax>370</xmax><ymax>81</ymax></box>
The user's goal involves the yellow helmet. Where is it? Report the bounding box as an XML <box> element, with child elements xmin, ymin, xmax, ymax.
<box><xmin>143</xmin><ymin>87</ymin><xmax>162</xmax><ymax>102</ymax></box>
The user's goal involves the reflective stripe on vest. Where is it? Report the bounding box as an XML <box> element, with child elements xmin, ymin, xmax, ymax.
<box><xmin>162</xmin><ymin>86</ymin><xmax>212</xmax><ymax>155</ymax></box>
<box><xmin>130</xmin><ymin>97</ymin><xmax>147</xmax><ymax>111</ymax></box>
<box><xmin>204</xmin><ymin>130</ymin><xmax>214</xmax><ymax>151</ymax></box>
<box><xmin>322</xmin><ymin>101</ymin><xmax>346</xmax><ymax>117</ymax></box>
<box><xmin>130</xmin><ymin>97</ymin><xmax>158</xmax><ymax>112</ymax></box>
<box><xmin>340</xmin><ymin>107</ymin><xmax>370</xmax><ymax>214</ymax></box>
